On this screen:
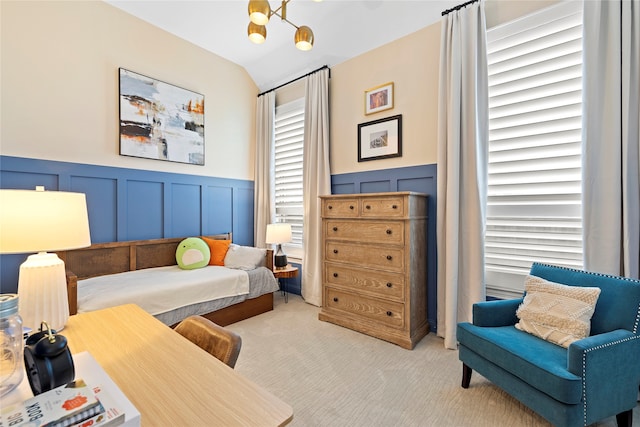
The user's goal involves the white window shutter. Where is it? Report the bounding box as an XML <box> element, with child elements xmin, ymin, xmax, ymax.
<box><xmin>274</xmin><ymin>99</ymin><xmax>305</xmax><ymax>252</ymax></box>
<box><xmin>485</xmin><ymin>2</ymin><xmax>583</xmax><ymax>298</ymax></box>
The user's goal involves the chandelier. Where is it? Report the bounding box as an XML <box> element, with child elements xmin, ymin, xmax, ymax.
<box><xmin>247</xmin><ymin>0</ymin><xmax>319</xmax><ymax>51</ymax></box>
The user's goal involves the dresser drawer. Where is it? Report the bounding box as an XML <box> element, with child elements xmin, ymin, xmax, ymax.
<box><xmin>324</xmin><ymin>220</ymin><xmax>404</xmax><ymax>245</ymax></box>
<box><xmin>325</xmin><ymin>242</ymin><xmax>404</xmax><ymax>271</ymax></box>
<box><xmin>324</xmin><ymin>263</ymin><xmax>405</xmax><ymax>301</ymax></box>
<box><xmin>323</xmin><ymin>198</ymin><xmax>358</xmax><ymax>217</ymax></box>
<box><xmin>325</xmin><ymin>287</ymin><xmax>404</xmax><ymax>328</ymax></box>
<box><xmin>360</xmin><ymin>196</ymin><xmax>405</xmax><ymax>217</ymax></box>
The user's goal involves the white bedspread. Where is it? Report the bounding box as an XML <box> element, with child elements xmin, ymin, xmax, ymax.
<box><xmin>77</xmin><ymin>265</ymin><xmax>250</xmax><ymax>316</ymax></box>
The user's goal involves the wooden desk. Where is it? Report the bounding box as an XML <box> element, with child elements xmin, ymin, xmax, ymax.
<box><xmin>63</xmin><ymin>304</ymin><xmax>293</xmax><ymax>426</ymax></box>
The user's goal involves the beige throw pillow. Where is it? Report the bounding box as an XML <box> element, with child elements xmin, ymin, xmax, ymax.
<box><xmin>515</xmin><ymin>275</ymin><xmax>601</xmax><ymax>348</ymax></box>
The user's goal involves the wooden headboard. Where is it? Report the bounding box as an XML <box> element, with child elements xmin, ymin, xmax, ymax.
<box><xmin>57</xmin><ymin>233</ymin><xmax>274</xmax><ymax>315</ymax></box>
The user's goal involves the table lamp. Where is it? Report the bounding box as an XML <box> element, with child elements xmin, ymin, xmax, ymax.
<box><xmin>265</xmin><ymin>223</ymin><xmax>292</xmax><ymax>270</ymax></box>
<box><xmin>0</xmin><ymin>187</ymin><xmax>91</xmax><ymax>332</ymax></box>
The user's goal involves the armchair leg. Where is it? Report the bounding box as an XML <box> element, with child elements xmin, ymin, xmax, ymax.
<box><xmin>616</xmin><ymin>409</ymin><xmax>632</xmax><ymax>427</ymax></box>
<box><xmin>462</xmin><ymin>363</ymin><xmax>472</xmax><ymax>389</ymax></box>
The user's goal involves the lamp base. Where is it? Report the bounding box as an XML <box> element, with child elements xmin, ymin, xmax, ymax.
<box><xmin>274</xmin><ymin>244</ymin><xmax>288</xmax><ymax>269</ymax></box>
<box><xmin>18</xmin><ymin>252</ymin><xmax>69</xmax><ymax>332</ymax></box>
<box><xmin>274</xmin><ymin>254</ymin><xmax>288</xmax><ymax>269</ymax></box>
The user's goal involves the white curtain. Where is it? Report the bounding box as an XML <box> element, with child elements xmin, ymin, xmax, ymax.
<box><xmin>436</xmin><ymin>1</ymin><xmax>489</xmax><ymax>350</ymax></box>
<box><xmin>582</xmin><ymin>0</ymin><xmax>640</xmax><ymax>278</ymax></box>
<box><xmin>302</xmin><ymin>68</ymin><xmax>331</xmax><ymax>306</ymax></box>
<box><xmin>254</xmin><ymin>92</ymin><xmax>276</xmax><ymax>248</ymax></box>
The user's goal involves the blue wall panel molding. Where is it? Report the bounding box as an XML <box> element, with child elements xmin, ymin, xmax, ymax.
<box><xmin>0</xmin><ymin>156</ymin><xmax>255</xmax><ymax>293</ymax></box>
<box><xmin>331</xmin><ymin>164</ymin><xmax>438</xmax><ymax>332</ymax></box>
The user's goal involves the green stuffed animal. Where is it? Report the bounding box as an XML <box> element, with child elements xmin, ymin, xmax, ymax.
<box><xmin>176</xmin><ymin>237</ymin><xmax>210</xmax><ymax>270</ymax></box>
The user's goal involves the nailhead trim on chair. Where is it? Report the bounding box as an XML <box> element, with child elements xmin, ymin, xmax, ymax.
<box><xmin>532</xmin><ymin>262</ymin><xmax>640</xmax><ymax>285</ymax></box>
<box><xmin>581</xmin><ymin>334</ymin><xmax>640</xmax><ymax>426</ymax></box>
<box><xmin>634</xmin><ymin>303</ymin><xmax>640</xmax><ymax>335</ymax></box>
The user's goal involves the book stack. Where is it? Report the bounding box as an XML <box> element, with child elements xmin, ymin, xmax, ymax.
<box><xmin>1</xmin><ymin>352</ymin><xmax>139</xmax><ymax>427</ymax></box>
<box><xmin>0</xmin><ymin>379</ymin><xmax>124</xmax><ymax>427</ymax></box>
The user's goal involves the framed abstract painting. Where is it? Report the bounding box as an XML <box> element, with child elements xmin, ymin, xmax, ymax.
<box><xmin>119</xmin><ymin>68</ymin><xmax>205</xmax><ymax>165</ymax></box>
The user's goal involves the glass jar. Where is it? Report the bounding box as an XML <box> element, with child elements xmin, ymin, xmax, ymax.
<box><xmin>0</xmin><ymin>294</ymin><xmax>24</xmax><ymax>396</ymax></box>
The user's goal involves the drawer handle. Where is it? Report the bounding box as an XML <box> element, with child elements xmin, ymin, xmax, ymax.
<box><xmin>392</xmin><ymin>204</ymin><xmax>398</xmax><ymax>209</ymax></box>
<box><xmin>365</xmin><ymin>205</ymin><xmax>371</xmax><ymax>210</ymax></box>
<box><xmin>333</xmin><ymin>249</ymin><xmax>339</xmax><ymax>254</ymax></box>
<box><xmin>386</xmin><ymin>255</ymin><xmax>393</xmax><ymax>260</ymax></box>
<box><xmin>333</xmin><ymin>272</ymin><xmax>338</xmax><ymax>278</ymax></box>
<box><xmin>349</xmin><ymin>205</ymin><xmax>354</xmax><ymax>210</ymax></box>
<box><xmin>333</xmin><ymin>226</ymin><xmax>338</xmax><ymax>232</ymax></box>
<box><xmin>386</xmin><ymin>311</ymin><xmax>393</xmax><ymax>317</ymax></box>
<box><xmin>386</xmin><ymin>282</ymin><xmax>393</xmax><ymax>288</ymax></box>
<box><xmin>333</xmin><ymin>297</ymin><xmax>339</xmax><ymax>303</ymax></box>
<box><xmin>328</xmin><ymin>205</ymin><xmax>333</xmax><ymax>209</ymax></box>
<box><xmin>386</xmin><ymin>229</ymin><xmax>392</xmax><ymax>235</ymax></box>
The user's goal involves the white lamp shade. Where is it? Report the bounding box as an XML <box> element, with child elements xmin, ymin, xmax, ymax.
<box><xmin>0</xmin><ymin>189</ymin><xmax>91</xmax><ymax>254</ymax></box>
<box><xmin>265</xmin><ymin>223</ymin><xmax>292</xmax><ymax>244</ymax></box>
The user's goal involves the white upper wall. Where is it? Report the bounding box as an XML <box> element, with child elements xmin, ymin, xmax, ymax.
<box><xmin>1</xmin><ymin>0</ymin><xmax>559</xmax><ymax>180</ymax></box>
<box><xmin>0</xmin><ymin>1</ymin><xmax>258</xmax><ymax>180</ymax></box>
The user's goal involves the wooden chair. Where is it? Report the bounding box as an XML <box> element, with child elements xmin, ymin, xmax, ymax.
<box><xmin>174</xmin><ymin>315</ymin><xmax>242</xmax><ymax>368</ymax></box>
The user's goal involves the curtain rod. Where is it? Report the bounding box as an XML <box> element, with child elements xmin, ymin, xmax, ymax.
<box><xmin>441</xmin><ymin>0</ymin><xmax>479</xmax><ymax>16</ymax></box>
<box><xmin>258</xmin><ymin>65</ymin><xmax>330</xmax><ymax>97</ymax></box>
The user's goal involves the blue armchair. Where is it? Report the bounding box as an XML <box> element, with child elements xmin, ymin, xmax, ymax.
<box><xmin>457</xmin><ymin>263</ymin><xmax>640</xmax><ymax>427</ymax></box>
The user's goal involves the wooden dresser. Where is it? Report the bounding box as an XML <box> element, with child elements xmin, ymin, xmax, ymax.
<box><xmin>318</xmin><ymin>192</ymin><xmax>429</xmax><ymax>349</ymax></box>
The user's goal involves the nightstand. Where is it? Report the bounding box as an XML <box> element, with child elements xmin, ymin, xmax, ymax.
<box><xmin>273</xmin><ymin>265</ymin><xmax>299</xmax><ymax>303</ymax></box>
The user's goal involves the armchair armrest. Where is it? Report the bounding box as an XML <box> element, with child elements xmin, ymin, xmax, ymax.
<box><xmin>567</xmin><ymin>330</ymin><xmax>640</xmax><ymax>423</ymax></box>
<box><xmin>472</xmin><ymin>298</ymin><xmax>522</xmax><ymax>327</ymax></box>
<box><xmin>66</xmin><ymin>269</ymin><xmax>78</xmax><ymax>315</ymax></box>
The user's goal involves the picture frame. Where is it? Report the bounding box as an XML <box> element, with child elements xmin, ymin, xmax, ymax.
<box><xmin>358</xmin><ymin>114</ymin><xmax>402</xmax><ymax>162</ymax></box>
<box><xmin>364</xmin><ymin>82</ymin><xmax>394</xmax><ymax>115</ymax></box>
<box><xmin>119</xmin><ymin>68</ymin><xmax>205</xmax><ymax>165</ymax></box>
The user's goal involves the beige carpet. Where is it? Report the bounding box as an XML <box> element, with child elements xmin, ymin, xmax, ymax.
<box><xmin>228</xmin><ymin>294</ymin><xmax>639</xmax><ymax>427</ymax></box>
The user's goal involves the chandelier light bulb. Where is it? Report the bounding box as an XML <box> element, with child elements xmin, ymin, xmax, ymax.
<box><xmin>248</xmin><ymin>0</ymin><xmax>271</xmax><ymax>25</ymax></box>
<box><xmin>248</xmin><ymin>22</ymin><xmax>267</xmax><ymax>44</ymax></box>
<box><xmin>294</xmin><ymin>26</ymin><xmax>314</xmax><ymax>51</ymax></box>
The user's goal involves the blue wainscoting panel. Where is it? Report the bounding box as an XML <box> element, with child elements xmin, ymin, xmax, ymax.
<box><xmin>0</xmin><ymin>156</ymin><xmax>255</xmax><ymax>293</ymax></box>
<box><xmin>171</xmin><ymin>183</ymin><xmax>202</xmax><ymax>238</ymax></box>
<box><xmin>206</xmin><ymin>186</ymin><xmax>233</xmax><ymax>236</ymax></box>
<box><xmin>127</xmin><ymin>180</ymin><xmax>164</xmax><ymax>241</ymax></box>
<box><xmin>361</xmin><ymin>180</ymin><xmax>391</xmax><ymax>194</ymax></box>
<box><xmin>331</xmin><ymin>164</ymin><xmax>438</xmax><ymax>332</ymax></box>
<box><xmin>233</xmin><ymin>187</ymin><xmax>254</xmax><ymax>246</ymax></box>
<box><xmin>0</xmin><ymin>170</ymin><xmax>59</xmax><ymax>191</ymax></box>
<box><xmin>332</xmin><ymin>182</ymin><xmax>355</xmax><ymax>194</ymax></box>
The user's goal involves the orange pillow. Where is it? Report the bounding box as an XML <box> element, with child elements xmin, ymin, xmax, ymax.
<box><xmin>201</xmin><ymin>237</ymin><xmax>231</xmax><ymax>266</ymax></box>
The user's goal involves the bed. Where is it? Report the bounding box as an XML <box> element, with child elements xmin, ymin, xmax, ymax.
<box><xmin>57</xmin><ymin>233</ymin><xmax>278</xmax><ymax>326</ymax></box>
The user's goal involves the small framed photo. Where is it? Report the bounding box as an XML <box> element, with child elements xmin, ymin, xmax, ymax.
<box><xmin>364</xmin><ymin>82</ymin><xmax>394</xmax><ymax>115</ymax></box>
<box><xmin>358</xmin><ymin>115</ymin><xmax>402</xmax><ymax>162</ymax></box>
